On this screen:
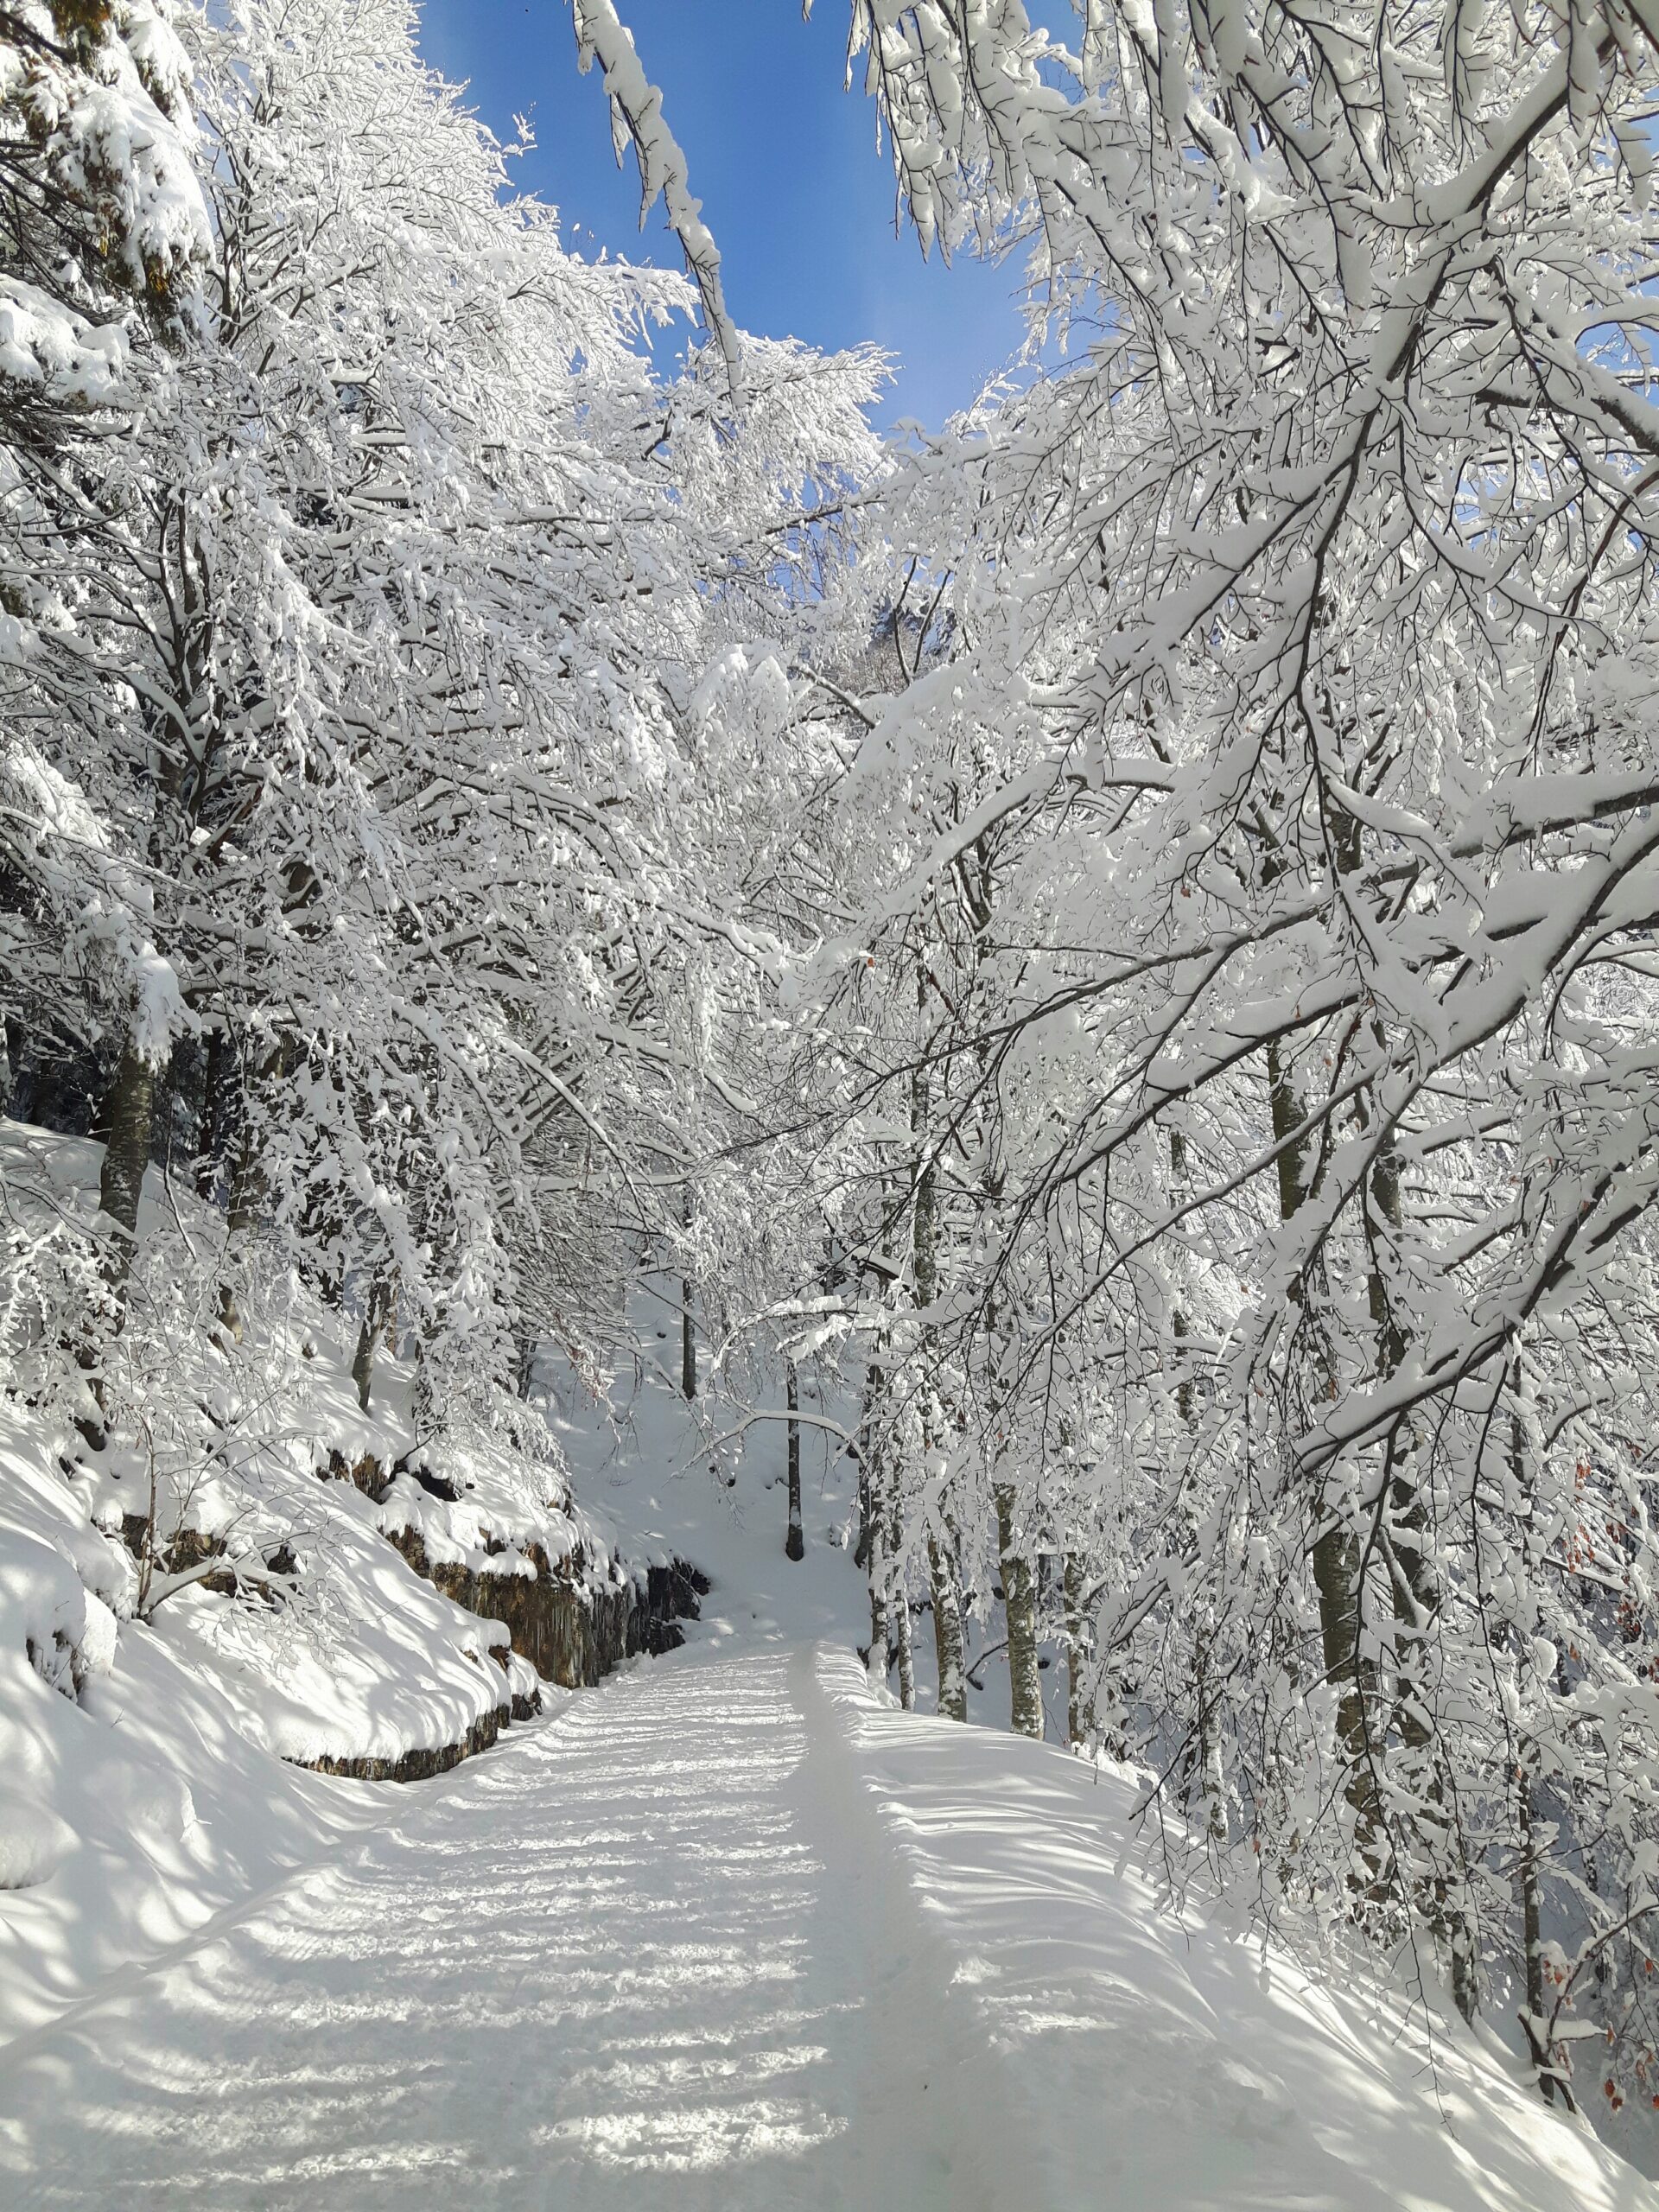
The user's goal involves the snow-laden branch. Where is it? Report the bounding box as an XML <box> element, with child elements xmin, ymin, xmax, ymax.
<box><xmin>570</xmin><ymin>0</ymin><xmax>743</xmax><ymax>401</ymax></box>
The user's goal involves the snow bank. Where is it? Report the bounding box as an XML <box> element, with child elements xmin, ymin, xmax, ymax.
<box><xmin>0</xmin><ymin>1118</ymin><xmax>658</xmax><ymax>2042</ymax></box>
<box><xmin>823</xmin><ymin>1649</ymin><xmax>1646</xmax><ymax>2212</ymax></box>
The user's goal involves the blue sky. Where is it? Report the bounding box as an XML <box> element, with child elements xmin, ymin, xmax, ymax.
<box><xmin>416</xmin><ymin>1</ymin><xmax>1038</xmax><ymax>429</ymax></box>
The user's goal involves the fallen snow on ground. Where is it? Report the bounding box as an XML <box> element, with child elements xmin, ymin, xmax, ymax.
<box><xmin>0</xmin><ymin>1121</ymin><xmax>639</xmax><ymax>2043</ymax></box>
<box><xmin>0</xmin><ymin>1395</ymin><xmax>412</xmax><ymax>2045</ymax></box>
<box><xmin>0</xmin><ymin>1624</ymin><xmax>1643</xmax><ymax>2209</ymax></box>
<box><xmin>3</xmin><ymin>1202</ymin><xmax>1650</xmax><ymax>2202</ymax></box>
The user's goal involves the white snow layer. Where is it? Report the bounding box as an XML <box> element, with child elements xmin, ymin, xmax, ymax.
<box><xmin>0</xmin><ymin>1634</ymin><xmax>1641</xmax><ymax>2209</ymax></box>
<box><xmin>0</xmin><ymin>1120</ymin><xmax>632</xmax><ymax>2040</ymax></box>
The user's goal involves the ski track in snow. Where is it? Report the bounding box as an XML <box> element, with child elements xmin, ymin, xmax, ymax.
<box><xmin>0</xmin><ymin>1644</ymin><xmax>1021</xmax><ymax>2211</ymax></box>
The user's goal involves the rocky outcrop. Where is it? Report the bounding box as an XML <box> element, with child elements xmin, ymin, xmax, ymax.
<box><xmin>286</xmin><ymin>1459</ymin><xmax>708</xmax><ymax>1784</ymax></box>
<box><xmin>300</xmin><ymin>1703</ymin><xmax>507</xmax><ymax>1784</ymax></box>
<box><xmin>382</xmin><ymin>1525</ymin><xmax>707</xmax><ymax>1689</ymax></box>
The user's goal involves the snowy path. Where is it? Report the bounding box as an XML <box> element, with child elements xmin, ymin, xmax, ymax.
<box><xmin>0</xmin><ymin>1633</ymin><xmax>1644</xmax><ymax>2212</ymax></box>
<box><xmin>0</xmin><ymin>1643</ymin><xmax>1020</xmax><ymax>2212</ymax></box>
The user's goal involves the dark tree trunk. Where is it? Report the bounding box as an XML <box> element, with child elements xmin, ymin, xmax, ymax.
<box><xmin>680</xmin><ymin>1281</ymin><xmax>696</xmax><ymax>1402</ymax></box>
<box><xmin>1268</xmin><ymin>1035</ymin><xmax>1382</xmax><ymax>1885</ymax></box>
<box><xmin>352</xmin><ymin>1276</ymin><xmax>394</xmax><ymax>1413</ymax></box>
<box><xmin>195</xmin><ymin>1025</ymin><xmax>238</xmax><ymax>1202</ymax></box>
<box><xmin>911</xmin><ymin>1046</ymin><xmax>965</xmax><ymax>1721</ymax></box>
<box><xmin>867</xmin><ymin>1459</ymin><xmax>890</xmax><ymax>1690</ymax></box>
<box><xmin>78</xmin><ymin>1041</ymin><xmax>157</xmax><ymax>1446</ymax></box>
<box><xmin>995</xmin><ymin>1482</ymin><xmax>1042</xmax><ymax>1738</ymax></box>
<box><xmin>679</xmin><ymin>1183</ymin><xmax>697</xmax><ymax>1402</ymax></box>
<box><xmin>96</xmin><ymin>1045</ymin><xmax>156</xmax><ymax>1294</ymax></box>
<box><xmin>1063</xmin><ymin>1545</ymin><xmax>1090</xmax><ymax>1749</ymax></box>
<box><xmin>785</xmin><ymin>1360</ymin><xmax>804</xmax><ymax>1560</ymax></box>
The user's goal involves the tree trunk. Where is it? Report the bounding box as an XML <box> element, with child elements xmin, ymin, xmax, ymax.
<box><xmin>910</xmin><ymin>1047</ymin><xmax>965</xmax><ymax>1721</ymax></box>
<box><xmin>929</xmin><ymin>1533</ymin><xmax>967</xmax><ymax>1720</ymax></box>
<box><xmin>891</xmin><ymin>1528</ymin><xmax>915</xmax><ymax>1711</ymax></box>
<box><xmin>867</xmin><ymin>1484</ymin><xmax>891</xmax><ymax>1692</ymax></box>
<box><xmin>352</xmin><ymin>1274</ymin><xmax>394</xmax><ymax>1413</ymax></box>
<box><xmin>194</xmin><ymin>1024</ymin><xmax>237</xmax><ymax>1201</ymax></box>
<box><xmin>1268</xmin><ymin>1035</ymin><xmax>1382</xmax><ymax>1889</ymax></box>
<box><xmin>1367</xmin><ymin>1119</ymin><xmax>1475</xmax><ymax>2010</ymax></box>
<box><xmin>679</xmin><ymin>1185</ymin><xmax>696</xmax><ymax>1401</ymax></box>
<box><xmin>1514</xmin><ymin>1758</ymin><xmax>1574</xmax><ymax>2108</ymax></box>
<box><xmin>995</xmin><ymin>1482</ymin><xmax>1042</xmax><ymax>1738</ymax></box>
<box><xmin>1063</xmin><ymin>1545</ymin><xmax>1090</xmax><ymax>1748</ymax></box>
<box><xmin>96</xmin><ymin>1044</ymin><xmax>156</xmax><ymax>1295</ymax></box>
<box><xmin>785</xmin><ymin>1359</ymin><xmax>804</xmax><ymax>1560</ymax></box>
<box><xmin>79</xmin><ymin>1040</ymin><xmax>157</xmax><ymax>1443</ymax></box>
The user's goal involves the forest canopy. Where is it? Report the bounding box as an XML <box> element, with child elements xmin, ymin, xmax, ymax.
<box><xmin>3</xmin><ymin>0</ymin><xmax>1659</xmax><ymax>2145</ymax></box>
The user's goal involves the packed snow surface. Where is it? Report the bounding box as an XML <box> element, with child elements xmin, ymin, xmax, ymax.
<box><xmin>0</xmin><ymin>1624</ymin><xmax>1644</xmax><ymax>2206</ymax></box>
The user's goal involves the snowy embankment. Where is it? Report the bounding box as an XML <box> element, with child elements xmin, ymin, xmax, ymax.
<box><xmin>0</xmin><ymin>1120</ymin><xmax>686</xmax><ymax>2042</ymax></box>
<box><xmin>0</xmin><ymin>1630</ymin><xmax>1641</xmax><ymax>2209</ymax></box>
<box><xmin>829</xmin><ymin>1654</ymin><xmax>1640</xmax><ymax>2212</ymax></box>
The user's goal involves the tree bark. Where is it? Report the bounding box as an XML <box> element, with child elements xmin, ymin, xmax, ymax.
<box><xmin>867</xmin><ymin>1446</ymin><xmax>891</xmax><ymax>1693</ymax></box>
<box><xmin>352</xmin><ymin>1274</ymin><xmax>394</xmax><ymax>1413</ymax></box>
<box><xmin>995</xmin><ymin>1481</ymin><xmax>1042</xmax><ymax>1738</ymax></box>
<box><xmin>679</xmin><ymin>1185</ymin><xmax>696</xmax><ymax>1401</ymax></box>
<box><xmin>785</xmin><ymin>1359</ymin><xmax>804</xmax><ymax>1560</ymax></box>
<box><xmin>79</xmin><ymin>1040</ymin><xmax>157</xmax><ymax>1442</ymax></box>
<box><xmin>890</xmin><ymin>1512</ymin><xmax>915</xmax><ymax>1711</ymax></box>
<box><xmin>909</xmin><ymin>1043</ymin><xmax>966</xmax><ymax>1721</ymax></box>
<box><xmin>1268</xmin><ymin>1035</ymin><xmax>1382</xmax><ymax>1888</ymax></box>
<box><xmin>1063</xmin><ymin>1545</ymin><xmax>1090</xmax><ymax>1749</ymax></box>
<box><xmin>929</xmin><ymin>1533</ymin><xmax>968</xmax><ymax>1720</ymax></box>
<box><xmin>96</xmin><ymin>1044</ymin><xmax>156</xmax><ymax>1295</ymax></box>
<box><xmin>194</xmin><ymin>1024</ymin><xmax>237</xmax><ymax>1202</ymax></box>
<box><xmin>1366</xmin><ymin>1112</ymin><xmax>1476</xmax><ymax>2014</ymax></box>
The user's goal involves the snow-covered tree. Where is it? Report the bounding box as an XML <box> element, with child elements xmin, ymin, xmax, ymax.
<box><xmin>770</xmin><ymin>0</ymin><xmax>1659</xmax><ymax>2112</ymax></box>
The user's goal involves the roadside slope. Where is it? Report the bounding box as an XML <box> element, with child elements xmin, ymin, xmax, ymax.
<box><xmin>821</xmin><ymin>1648</ymin><xmax>1645</xmax><ymax>2212</ymax></box>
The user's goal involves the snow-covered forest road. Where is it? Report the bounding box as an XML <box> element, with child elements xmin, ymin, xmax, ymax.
<box><xmin>0</xmin><ymin>1644</ymin><xmax>1003</xmax><ymax>2209</ymax></box>
<box><xmin>0</xmin><ymin>1627</ymin><xmax>1642</xmax><ymax>2212</ymax></box>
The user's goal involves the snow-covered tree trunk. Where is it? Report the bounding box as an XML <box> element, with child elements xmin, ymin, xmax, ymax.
<box><xmin>889</xmin><ymin>1512</ymin><xmax>915</xmax><ymax>1712</ymax></box>
<box><xmin>352</xmin><ymin>1276</ymin><xmax>395</xmax><ymax>1414</ymax></box>
<box><xmin>928</xmin><ymin>1532</ymin><xmax>967</xmax><ymax>1722</ymax></box>
<box><xmin>866</xmin><ymin>1437</ymin><xmax>891</xmax><ymax>1693</ymax></box>
<box><xmin>912</xmin><ymin>1050</ymin><xmax>966</xmax><ymax>1721</ymax></box>
<box><xmin>1063</xmin><ymin>1545</ymin><xmax>1090</xmax><ymax>1751</ymax></box>
<box><xmin>1269</xmin><ymin>1038</ymin><xmax>1380</xmax><ymax>1890</ymax></box>
<box><xmin>681</xmin><ymin>1192</ymin><xmax>697</xmax><ymax>1402</ymax></box>
<box><xmin>1364</xmin><ymin>1115</ymin><xmax>1475</xmax><ymax>2018</ymax></box>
